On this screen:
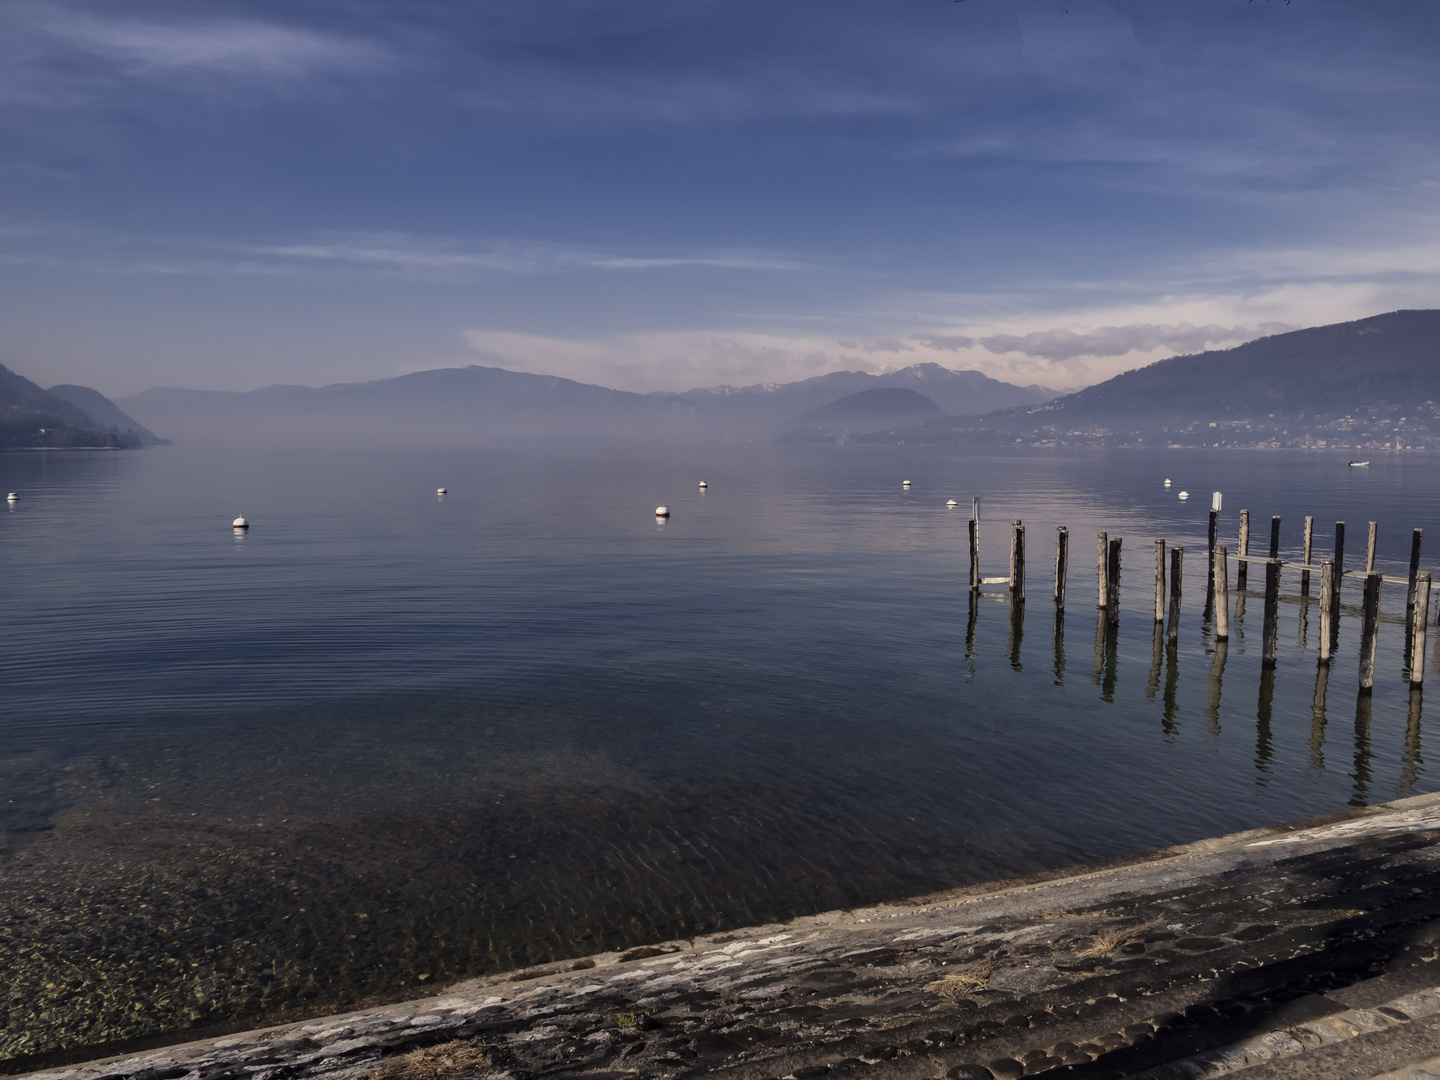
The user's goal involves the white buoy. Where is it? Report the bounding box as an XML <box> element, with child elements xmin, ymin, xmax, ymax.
<box><xmin>232</xmin><ymin>516</ymin><xmax>249</xmax><ymax>529</ymax></box>
<box><xmin>5</xmin><ymin>492</ymin><xmax>15</xmax><ymax>502</ymax></box>
<box><xmin>1177</xmin><ymin>491</ymin><xmax>1189</xmax><ymax>500</ymax></box>
<box><xmin>698</xmin><ymin>480</ymin><xmax>707</xmax><ymax>488</ymax></box>
<box><xmin>655</xmin><ymin>505</ymin><xmax>670</xmax><ymax>518</ymax></box>
<box><xmin>902</xmin><ymin>479</ymin><xmax>912</xmax><ymax>487</ymax></box>
<box><xmin>436</xmin><ymin>487</ymin><xmax>447</xmax><ymax>495</ymax></box>
<box><xmin>1163</xmin><ymin>478</ymin><xmax>1172</xmax><ymax>487</ymax></box>
<box><xmin>946</xmin><ymin>499</ymin><xmax>958</xmax><ymax>507</ymax></box>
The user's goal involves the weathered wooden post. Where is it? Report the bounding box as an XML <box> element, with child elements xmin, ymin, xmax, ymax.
<box><xmin>1318</xmin><ymin>559</ymin><xmax>1335</xmax><ymax>664</ymax></box>
<box><xmin>1269</xmin><ymin>515</ymin><xmax>1281</xmax><ymax>564</ymax></box>
<box><xmin>1010</xmin><ymin>519</ymin><xmax>1026</xmax><ymax>602</ymax></box>
<box><xmin>1333</xmin><ymin>521</ymin><xmax>1346</xmax><ymax>622</ymax></box>
<box><xmin>1107</xmin><ymin>536</ymin><xmax>1122</xmax><ymax>625</ymax></box>
<box><xmin>1167</xmin><ymin>546</ymin><xmax>1184</xmax><ymax>644</ymax></box>
<box><xmin>1214</xmin><ymin>544</ymin><xmax>1230</xmax><ymax>641</ymax></box>
<box><xmin>1408</xmin><ymin>528</ymin><xmax>1424</xmax><ymax>611</ymax></box>
<box><xmin>1054</xmin><ymin>526</ymin><xmax>1068</xmax><ymax>611</ymax></box>
<box><xmin>1301</xmin><ymin>515</ymin><xmax>1315</xmax><ymax>596</ymax></box>
<box><xmin>1358</xmin><ymin>571</ymin><xmax>1382</xmax><ymax>692</ymax></box>
<box><xmin>1096</xmin><ymin>531</ymin><xmax>1109</xmax><ymax>608</ymax></box>
<box><xmin>1153</xmin><ymin>539</ymin><xmax>1166</xmax><ymax>623</ymax></box>
<box><xmin>1207</xmin><ymin>497</ymin><xmax>1220</xmax><ymax>596</ymax></box>
<box><xmin>1262</xmin><ymin>549</ymin><xmax>1280</xmax><ymax>669</ymax></box>
<box><xmin>1411</xmin><ymin>571</ymin><xmax>1431</xmax><ymax>688</ymax></box>
<box><xmin>1237</xmin><ymin>509</ymin><xmax>1251</xmax><ymax>590</ymax></box>
<box><xmin>1410</xmin><ymin>571</ymin><xmax>1432</xmax><ymax>685</ymax></box>
<box><xmin>1366</xmin><ymin>521</ymin><xmax>1378</xmax><ymax>574</ymax></box>
<box><xmin>968</xmin><ymin>517</ymin><xmax>980</xmax><ymax>593</ymax></box>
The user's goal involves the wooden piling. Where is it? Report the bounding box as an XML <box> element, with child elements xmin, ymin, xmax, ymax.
<box><xmin>1214</xmin><ymin>544</ymin><xmax>1230</xmax><ymax>641</ymax></box>
<box><xmin>1167</xmin><ymin>546</ymin><xmax>1183</xmax><ymax>644</ymax></box>
<box><xmin>1054</xmin><ymin>526</ymin><xmax>1068</xmax><ymax>611</ymax></box>
<box><xmin>1269</xmin><ymin>514</ymin><xmax>1281</xmax><ymax>562</ymax></box>
<box><xmin>1301</xmin><ymin>515</ymin><xmax>1314</xmax><ymax>596</ymax></box>
<box><xmin>1408</xmin><ymin>528</ymin><xmax>1424</xmax><ymax>610</ymax></box>
<box><xmin>1359</xmin><ymin>571</ymin><xmax>1381</xmax><ymax>692</ymax></box>
<box><xmin>1318</xmin><ymin>560</ymin><xmax>1335</xmax><ymax>665</ymax></box>
<box><xmin>1097</xmin><ymin>532</ymin><xmax>1109</xmax><ymax>608</ymax></box>
<box><xmin>1107</xmin><ymin>537</ymin><xmax>1122</xmax><ymax>625</ymax></box>
<box><xmin>1208</xmin><ymin>508</ymin><xmax>1219</xmax><ymax>596</ymax></box>
<box><xmin>1153</xmin><ymin>539</ymin><xmax>1166</xmax><ymax>623</ymax></box>
<box><xmin>1366</xmin><ymin>521</ymin><xmax>1378</xmax><ymax>574</ymax></box>
<box><xmin>968</xmin><ymin>518</ymin><xmax>980</xmax><ymax>592</ymax></box>
<box><xmin>1411</xmin><ymin>571</ymin><xmax>1431</xmax><ymax>688</ymax></box>
<box><xmin>1010</xmin><ymin>519</ymin><xmax>1026</xmax><ymax>602</ymax></box>
<box><xmin>1334</xmin><ymin>521</ymin><xmax>1346</xmax><ymax>621</ymax></box>
<box><xmin>1237</xmin><ymin>510</ymin><xmax>1251</xmax><ymax>590</ymax></box>
<box><xmin>1262</xmin><ymin>550</ymin><xmax>1280</xmax><ymax>669</ymax></box>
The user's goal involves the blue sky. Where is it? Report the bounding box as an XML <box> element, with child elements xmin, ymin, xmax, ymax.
<box><xmin>3</xmin><ymin>0</ymin><xmax>1439</xmax><ymax>396</ymax></box>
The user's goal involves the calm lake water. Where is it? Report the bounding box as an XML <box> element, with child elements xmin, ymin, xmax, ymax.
<box><xmin>2</xmin><ymin>443</ymin><xmax>1437</xmax><ymax>1058</ymax></box>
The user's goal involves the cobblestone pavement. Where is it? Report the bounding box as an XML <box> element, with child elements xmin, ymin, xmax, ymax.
<box><xmin>17</xmin><ymin>793</ymin><xmax>1440</xmax><ymax>1080</ymax></box>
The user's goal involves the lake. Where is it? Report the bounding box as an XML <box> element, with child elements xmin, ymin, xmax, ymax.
<box><xmin>2</xmin><ymin>443</ymin><xmax>1436</xmax><ymax>1060</ymax></box>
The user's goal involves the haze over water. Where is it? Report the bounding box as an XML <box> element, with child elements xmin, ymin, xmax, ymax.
<box><xmin>2</xmin><ymin>443</ymin><xmax>1437</xmax><ymax>1056</ymax></box>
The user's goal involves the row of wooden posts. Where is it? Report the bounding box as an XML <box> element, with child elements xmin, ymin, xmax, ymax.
<box><xmin>966</xmin><ymin>508</ymin><xmax>1432</xmax><ymax>693</ymax></box>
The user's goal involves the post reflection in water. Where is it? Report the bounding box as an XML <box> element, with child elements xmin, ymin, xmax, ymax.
<box><xmin>1400</xmin><ymin>688</ymin><xmax>1424</xmax><ymax>797</ymax></box>
<box><xmin>1298</xmin><ymin>599</ymin><xmax>1309</xmax><ymax>649</ymax></box>
<box><xmin>1092</xmin><ymin>608</ymin><xmax>1105</xmax><ymax>688</ymax></box>
<box><xmin>1007</xmin><ymin>596</ymin><xmax>1024</xmax><ymax>672</ymax></box>
<box><xmin>1146</xmin><ymin>623</ymin><xmax>1163</xmax><ymax>701</ymax></box>
<box><xmin>1052</xmin><ymin>608</ymin><xmax>1066</xmax><ymax>686</ymax></box>
<box><xmin>1162</xmin><ymin>635</ymin><xmax>1180</xmax><ymax>732</ymax></box>
<box><xmin>964</xmin><ymin>590</ymin><xmax>978</xmax><ymax>684</ymax></box>
<box><xmin>1255</xmin><ymin>667</ymin><xmax>1275</xmax><ymax>784</ymax></box>
<box><xmin>1233</xmin><ymin>593</ymin><xmax>1248</xmax><ymax>645</ymax></box>
<box><xmin>1102</xmin><ymin>616</ymin><xmax>1119</xmax><ymax>703</ymax></box>
<box><xmin>1204</xmin><ymin>640</ymin><xmax>1228</xmax><ymax>736</ymax></box>
<box><xmin>1351</xmin><ymin>690</ymin><xmax>1374</xmax><ymax>807</ymax></box>
<box><xmin>1310</xmin><ymin>662</ymin><xmax>1330</xmax><ymax>771</ymax></box>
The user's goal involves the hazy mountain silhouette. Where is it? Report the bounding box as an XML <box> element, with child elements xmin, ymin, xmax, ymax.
<box><xmin>776</xmin><ymin>388</ymin><xmax>944</xmax><ymax>443</ymax></box>
<box><xmin>47</xmin><ymin>384</ymin><xmax>170</xmax><ymax>445</ymax></box>
<box><xmin>0</xmin><ymin>364</ymin><xmax>149</xmax><ymax>448</ymax></box>
<box><xmin>118</xmin><ymin>362</ymin><xmax>1052</xmax><ymax>446</ymax></box>
<box><xmin>669</xmin><ymin>363</ymin><xmax>1055</xmax><ymax>435</ymax></box>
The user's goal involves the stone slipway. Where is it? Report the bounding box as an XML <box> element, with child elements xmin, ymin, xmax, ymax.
<box><xmin>18</xmin><ymin>793</ymin><xmax>1440</xmax><ymax>1080</ymax></box>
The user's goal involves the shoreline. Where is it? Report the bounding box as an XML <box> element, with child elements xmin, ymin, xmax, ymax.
<box><xmin>15</xmin><ymin>792</ymin><xmax>1440</xmax><ymax>1080</ymax></box>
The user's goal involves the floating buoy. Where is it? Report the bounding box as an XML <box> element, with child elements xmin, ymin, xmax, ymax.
<box><xmin>232</xmin><ymin>516</ymin><xmax>249</xmax><ymax>529</ymax></box>
<box><xmin>1177</xmin><ymin>491</ymin><xmax>1189</xmax><ymax>500</ymax></box>
<box><xmin>946</xmin><ymin>499</ymin><xmax>958</xmax><ymax>507</ymax></box>
<box><xmin>902</xmin><ymin>479</ymin><xmax>912</xmax><ymax>487</ymax></box>
<box><xmin>5</xmin><ymin>492</ymin><xmax>15</xmax><ymax>502</ymax></box>
<box><xmin>698</xmin><ymin>481</ymin><xmax>707</xmax><ymax>488</ymax></box>
<box><xmin>1163</xmin><ymin>479</ymin><xmax>1172</xmax><ymax>487</ymax></box>
<box><xmin>655</xmin><ymin>505</ymin><xmax>670</xmax><ymax>518</ymax></box>
<box><xmin>436</xmin><ymin>487</ymin><xmax>447</xmax><ymax>495</ymax></box>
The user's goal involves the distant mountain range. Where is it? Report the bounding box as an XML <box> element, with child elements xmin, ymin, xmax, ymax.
<box><xmin>0</xmin><ymin>364</ymin><xmax>165</xmax><ymax>448</ymax></box>
<box><xmin>12</xmin><ymin>309</ymin><xmax>1438</xmax><ymax>452</ymax></box>
<box><xmin>776</xmin><ymin>388</ymin><xmax>945</xmax><ymax>444</ymax></box>
<box><xmin>855</xmin><ymin>310</ymin><xmax>1440</xmax><ymax>450</ymax></box>
<box><xmin>114</xmin><ymin>362</ymin><xmax>1054</xmax><ymax>446</ymax></box>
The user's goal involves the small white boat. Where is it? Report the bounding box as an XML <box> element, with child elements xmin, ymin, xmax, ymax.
<box><xmin>5</xmin><ymin>492</ymin><xmax>16</xmax><ymax>502</ymax></box>
<box><xmin>1178</xmin><ymin>491</ymin><xmax>1190</xmax><ymax>500</ymax></box>
<box><xmin>232</xmin><ymin>516</ymin><xmax>249</xmax><ymax>529</ymax></box>
<box><xmin>1163</xmin><ymin>479</ymin><xmax>1172</xmax><ymax>487</ymax></box>
<box><xmin>436</xmin><ymin>487</ymin><xmax>447</xmax><ymax>494</ymax></box>
<box><xmin>902</xmin><ymin>479</ymin><xmax>912</xmax><ymax>487</ymax></box>
<box><xmin>1348</xmin><ymin>460</ymin><xmax>1370</xmax><ymax>468</ymax></box>
<box><xmin>655</xmin><ymin>505</ymin><xmax>670</xmax><ymax>518</ymax></box>
<box><xmin>946</xmin><ymin>499</ymin><xmax>958</xmax><ymax>507</ymax></box>
<box><xmin>698</xmin><ymin>481</ymin><xmax>707</xmax><ymax>488</ymax></box>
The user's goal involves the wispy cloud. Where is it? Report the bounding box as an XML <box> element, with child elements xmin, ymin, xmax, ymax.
<box><xmin>251</xmin><ymin>234</ymin><xmax>806</xmax><ymax>277</ymax></box>
<box><xmin>43</xmin><ymin>12</ymin><xmax>387</xmax><ymax>78</ymax></box>
<box><xmin>976</xmin><ymin>323</ymin><xmax>1293</xmax><ymax>363</ymax></box>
